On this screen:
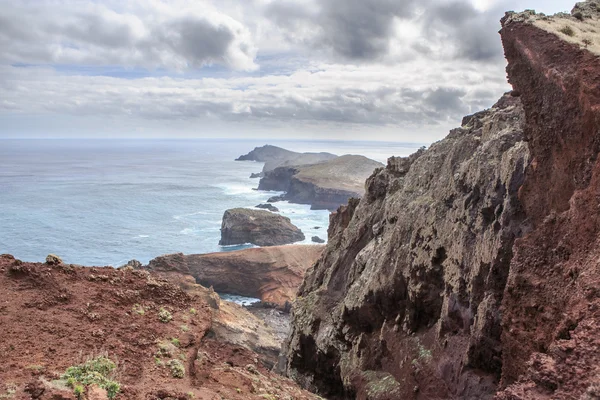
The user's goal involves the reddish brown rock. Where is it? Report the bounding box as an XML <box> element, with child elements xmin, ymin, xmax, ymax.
<box><xmin>0</xmin><ymin>255</ymin><xmax>319</xmax><ymax>399</ymax></box>
<box><xmin>145</xmin><ymin>245</ymin><xmax>325</xmax><ymax>309</ymax></box>
<box><xmin>497</xmin><ymin>7</ymin><xmax>600</xmax><ymax>398</ymax></box>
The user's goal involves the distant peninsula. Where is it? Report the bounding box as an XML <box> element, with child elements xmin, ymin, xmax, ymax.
<box><xmin>236</xmin><ymin>145</ymin><xmax>384</xmax><ymax>210</ymax></box>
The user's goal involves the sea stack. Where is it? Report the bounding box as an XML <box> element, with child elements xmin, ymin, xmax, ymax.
<box><xmin>219</xmin><ymin>208</ymin><xmax>305</xmax><ymax>247</ymax></box>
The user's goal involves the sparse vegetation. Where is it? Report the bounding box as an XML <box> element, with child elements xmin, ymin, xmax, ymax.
<box><xmin>559</xmin><ymin>25</ymin><xmax>576</xmax><ymax>36</ymax></box>
<box><xmin>158</xmin><ymin>307</ymin><xmax>172</xmax><ymax>323</ymax></box>
<box><xmin>0</xmin><ymin>384</ymin><xmax>17</xmax><ymax>399</ymax></box>
<box><xmin>583</xmin><ymin>38</ymin><xmax>593</xmax><ymax>48</ymax></box>
<box><xmin>171</xmin><ymin>337</ymin><xmax>180</xmax><ymax>347</ymax></box>
<box><xmin>61</xmin><ymin>355</ymin><xmax>121</xmax><ymax>399</ymax></box>
<box><xmin>411</xmin><ymin>339</ymin><xmax>433</xmax><ymax>370</ymax></box>
<box><xmin>167</xmin><ymin>359</ymin><xmax>185</xmax><ymax>378</ymax></box>
<box><xmin>132</xmin><ymin>303</ymin><xmax>145</xmax><ymax>315</ymax></box>
<box><xmin>189</xmin><ymin>308</ymin><xmax>197</xmax><ymax>315</ymax></box>
<box><xmin>73</xmin><ymin>385</ymin><xmax>84</xmax><ymax>399</ymax></box>
<box><xmin>180</xmin><ymin>324</ymin><xmax>189</xmax><ymax>332</ymax></box>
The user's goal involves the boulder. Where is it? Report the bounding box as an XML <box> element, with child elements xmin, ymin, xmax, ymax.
<box><xmin>311</xmin><ymin>236</ymin><xmax>325</xmax><ymax>244</ymax></box>
<box><xmin>219</xmin><ymin>208</ymin><xmax>304</xmax><ymax>247</ymax></box>
<box><xmin>45</xmin><ymin>254</ymin><xmax>63</xmax><ymax>265</ymax></box>
<box><xmin>255</xmin><ymin>204</ymin><xmax>279</xmax><ymax>212</ymax></box>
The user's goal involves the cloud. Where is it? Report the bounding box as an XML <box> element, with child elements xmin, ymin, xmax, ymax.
<box><xmin>0</xmin><ymin>59</ymin><xmax>508</xmax><ymax>131</ymax></box>
<box><xmin>0</xmin><ymin>0</ymin><xmax>257</xmax><ymax>71</ymax></box>
<box><xmin>263</xmin><ymin>0</ymin><xmax>506</xmax><ymax>62</ymax></box>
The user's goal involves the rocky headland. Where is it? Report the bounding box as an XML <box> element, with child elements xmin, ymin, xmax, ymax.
<box><xmin>144</xmin><ymin>245</ymin><xmax>325</xmax><ymax>309</ymax></box>
<box><xmin>236</xmin><ymin>144</ymin><xmax>337</xmax><ymax>176</ymax></box>
<box><xmin>258</xmin><ymin>155</ymin><xmax>385</xmax><ymax>210</ymax></box>
<box><xmin>0</xmin><ymin>254</ymin><xmax>318</xmax><ymax>399</ymax></box>
<box><xmin>219</xmin><ymin>208</ymin><xmax>305</xmax><ymax>247</ymax></box>
<box><xmin>280</xmin><ymin>3</ymin><xmax>600</xmax><ymax>399</ymax></box>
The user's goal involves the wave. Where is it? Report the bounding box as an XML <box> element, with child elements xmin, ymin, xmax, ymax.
<box><xmin>173</xmin><ymin>211</ymin><xmax>212</xmax><ymax>220</ymax></box>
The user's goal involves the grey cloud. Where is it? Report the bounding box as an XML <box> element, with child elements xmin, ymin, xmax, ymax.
<box><xmin>265</xmin><ymin>0</ymin><xmax>506</xmax><ymax>62</ymax></box>
<box><xmin>0</xmin><ymin>2</ymin><xmax>256</xmax><ymax>70</ymax></box>
<box><xmin>424</xmin><ymin>87</ymin><xmax>469</xmax><ymax>114</ymax></box>
<box><xmin>423</xmin><ymin>2</ymin><xmax>504</xmax><ymax>61</ymax></box>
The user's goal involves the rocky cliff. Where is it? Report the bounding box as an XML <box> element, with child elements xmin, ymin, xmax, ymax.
<box><xmin>498</xmin><ymin>4</ymin><xmax>600</xmax><ymax>398</ymax></box>
<box><xmin>282</xmin><ymin>93</ymin><xmax>529</xmax><ymax>398</ymax></box>
<box><xmin>236</xmin><ymin>145</ymin><xmax>337</xmax><ymax>174</ymax></box>
<box><xmin>282</xmin><ymin>3</ymin><xmax>600</xmax><ymax>399</ymax></box>
<box><xmin>219</xmin><ymin>208</ymin><xmax>305</xmax><ymax>247</ymax></box>
<box><xmin>259</xmin><ymin>155</ymin><xmax>385</xmax><ymax>210</ymax></box>
<box><xmin>145</xmin><ymin>245</ymin><xmax>325</xmax><ymax>309</ymax></box>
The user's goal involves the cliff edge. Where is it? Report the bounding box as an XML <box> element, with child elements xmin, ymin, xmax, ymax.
<box><xmin>282</xmin><ymin>2</ymin><xmax>600</xmax><ymax>399</ymax></box>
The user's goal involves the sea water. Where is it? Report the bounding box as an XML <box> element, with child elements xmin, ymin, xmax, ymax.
<box><xmin>0</xmin><ymin>139</ymin><xmax>422</xmax><ymax>267</ymax></box>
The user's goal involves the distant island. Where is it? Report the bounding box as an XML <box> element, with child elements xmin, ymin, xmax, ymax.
<box><xmin>237</xmin><ymin>145</ymin><xmax>384</xmax><ymax>210</ymax></box>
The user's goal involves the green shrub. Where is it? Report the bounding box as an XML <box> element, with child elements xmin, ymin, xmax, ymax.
<box><xmin>171</xmin><ymin>337</ymin><xmax>180</xmax><ymax>347</ymax></box>
<box><xmin>189</xmin><ymin>308</ymin><xmax>197</xmax><ymax>315</ymax></box>
<box><xmin>61</xmin><ymin>356</ymin><xmax>121</xmax><ymax>399</ymax></box>
<box><xmin>132</xmin><ymin>304</ymin><xmax>145</xmax><ymax>315</ymax></box>
<box><xmin>158</xmin><ymin>307</ymin><xmax>172</xmax><ymax>323</ymax></box>
<box><xmin>73</xmin><ymin>385</ymin><xmax>84</xmax><ymax>399</ymax></box>
<box><xmin>180</xmin><ymin>324</ymin><xmax>189</xmax><ymax>332</ymax></box>
<box><xmin>560</xmin><ymin>25</ymin><xmax>575</xmax><ymax>36</ymax></box>
<box><xmin>167</xmin><ymin>359</ymin><xmax>185</xmax><ymax>378</ymax></box>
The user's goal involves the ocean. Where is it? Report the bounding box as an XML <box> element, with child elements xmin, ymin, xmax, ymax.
<box><xmin>0</xmin><ymin>139</ymin><xmax>423</xmax><ymax>267</ymax></box>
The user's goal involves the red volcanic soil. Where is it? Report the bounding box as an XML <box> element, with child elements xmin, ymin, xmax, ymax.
<box><xmin>0</xmin><ymin>254</ymin><xmax>317</xmax><ymax>399</ymax></box>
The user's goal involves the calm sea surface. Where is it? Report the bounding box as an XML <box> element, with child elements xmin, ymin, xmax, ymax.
<box><xmin>0</xmin><ymin>139</ymin><xmax>422</xmax><ymax>266</ymax></box>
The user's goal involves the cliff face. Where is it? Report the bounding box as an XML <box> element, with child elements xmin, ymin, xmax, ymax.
<box><xmin>259</xmin><ymin>155</ymin><xmax>385</xmax><ymax>210</ymax></box>
<box><xmin>219</xmin><ymin>208</ymin><xmax>305</xmax><ymax>247</ymax></box>
<box><xmin>498</xmin><ymin>6</ymin><xmax>600</xmax><ymax>398</ymax></box>
<box><xmin>282</xmin><ymin>93</ymin><xmax>529</xmax><ymax>398</ymax></box>
<box><xmin>146</xmin><ymin>245</ymin><xmax>325</xmax><ymax>309</ymax></box>
<box><xmin>283</xmin><ymin>3</ymin><xmax>600</xmax><ymax>399</ymax></box>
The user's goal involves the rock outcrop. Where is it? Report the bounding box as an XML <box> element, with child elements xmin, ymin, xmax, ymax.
<box><xmin>255</xmin><ymin>203</ymin><xmax>279</xmax><ymax>212</ymax></box>
<box><xmin>282</xmin><ymin>3</ymin><xmax>600</xmax><ymax>399</ymax></box>
<box><xmin>219</xmin><ymin>208</ymin><xmax>305</xmax><ymax>247</ymax></box>
<box><xmin>259</xmin><ymin>155</ymin><xmax>385</xmax><ymax>210</ymax></box>
<box><xmin>0</xmin><ymin>254</ymin><xmax>318</xmax><ymax>399</ymax></box>
<box><xmin>236</xmin><ymin>144</ymin><xmax>337</xmax><ymax>174</ymax></box>
<box><xmin>497</xmin><ymin>5</ymin><xmax>600</xmax><ymax>398</ymax></box>
<box><xmin>145</xmin><ymin>245</ymin><xmax>325</xmax><ymax>309</ymax></box>
<box><xmin>282</xmin><ymin>93</ymin><xmax>529</xmax><ymax>398</ymax></box>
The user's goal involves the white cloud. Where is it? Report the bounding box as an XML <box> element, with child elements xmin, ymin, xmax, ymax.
<box><xmin>0</xmin><ymin>0</ymin><xmax>258</xmax><ymax>71</ymax></box>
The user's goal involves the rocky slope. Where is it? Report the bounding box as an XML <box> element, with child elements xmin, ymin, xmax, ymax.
<box><xmin>219</xmin><ymin>208</ymin><xmax>305</xmax><ymax>247</ymax></box>
<box><xmin>0</xmin><ymin>254</ymin><xmax>318</xmax><ymax>400</ymax></box>
<box><xmin>145</xmin><ymin>245</ymin><xmax>325</xmax><ymax>309</ymax></box>
<box><xmin>281</xmin><ymin>93</ymin><xmax>529</xmax><ymax>399</ymax></box>
<box><xmin>282</xmin><ymin>3</ymin><xmax>600</xmax><ymax>399</ymax></box>
<box><xmin>259</xmin><ymin>155</ymin><xmax>385</xmax><ymax>210</ymax></box>
<box><xmin>498</xmin><ymin>4</ymin><xmax>600</xmax><ymax>398</ymax></box>
<box><xmin>236</xmin><ymin>144</ymin><xmax>337</xmax><ymax>175</ymax></box>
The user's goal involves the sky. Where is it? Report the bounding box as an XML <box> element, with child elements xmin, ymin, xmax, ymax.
<box><xmin>0</xmin><ymin>0</ymin><xmax>577</xmax><ymax>142</ymax></box>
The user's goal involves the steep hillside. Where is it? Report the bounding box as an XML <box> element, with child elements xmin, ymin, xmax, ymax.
<box><xmin>0</xmin><ymin>254</ymin><xmax>318</xmax><ymax>399</ymax></box>
<box><xmin>282</xmin><ymin>2</ymin><xmax>600</xmax><ymax>399</ymax></box>
<box><xmin>282</xmin><ymin>93</ymin><xmax>529</xmax><ymax>399</ymax></box>
<box><xmin>236</xmin><ymin>145</ymin><xmax>337</xmax><ymax>174</ymax></box>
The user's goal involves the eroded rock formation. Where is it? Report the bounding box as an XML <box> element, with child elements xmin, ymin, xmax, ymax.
<box><xmin>282</xmin><ymin>3</ymin><xmax>600</xmax><ymax>399</ymax></box>
<box><xmin>219</xmin><ymin>208</ymin><xmax>305</xmax><ymax>247</ymax></box>
<box><xmin>145</xmin><ymin>245</ymin><xmax>325</xmax><ymax>309</ymax></box>
<box><xmin>282</xmin><ymin>93</ymin><xmax>529</xmax><ymax>398</ymax></box>
<box><xmin>259</xmin><ymin>155</ymin><xmax>385</xmax><ymax>210</ymax></box>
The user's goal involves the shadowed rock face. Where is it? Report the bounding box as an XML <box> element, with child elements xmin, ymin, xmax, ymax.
<box><xmin>259</xmin><ymin>155</ymin><xmax>385</xmax><ymax>210</ymax></box>
<box><xmin>146</xmin><ymin>245</ymin><xmax>325</xmax><ymax>309</ymax></box>
<box><xmin>219</xmin><ymin>208</ymin><xmax>305</xmax><ymax>247</ymax></box>
<box><xmin>281</xmin><ymin>93</ymin><xmax>529</xmax><ymax>399</ymax></box>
